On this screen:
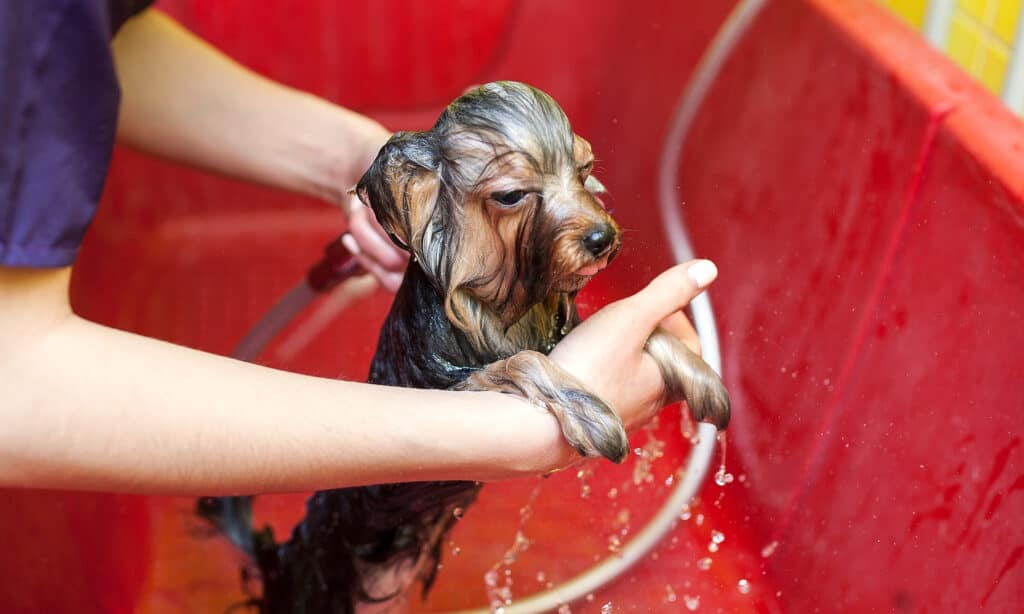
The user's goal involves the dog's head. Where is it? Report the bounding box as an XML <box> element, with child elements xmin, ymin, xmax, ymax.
<box><xmin>357</xmin><ymin>81</ymin><xmax>620</xmax><ymax>333</ymax></box>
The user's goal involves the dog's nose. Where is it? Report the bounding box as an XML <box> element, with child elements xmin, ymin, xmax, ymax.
<box><xmin>582</xmin><ymin>225</ymin><xmax>616</xmax><ymax>257</ymax></box>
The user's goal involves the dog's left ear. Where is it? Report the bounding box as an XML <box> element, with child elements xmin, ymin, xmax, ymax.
<box><xmin>355</xmin><ymin>131</ymin><xmax>441</xmax><ymax>254</ymax></box>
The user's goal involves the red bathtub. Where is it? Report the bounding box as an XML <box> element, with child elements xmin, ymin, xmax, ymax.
<box><xmin>3</xmin><ymin>0</ymin><xmax>1022</xmax><ymax>611</ymax></box>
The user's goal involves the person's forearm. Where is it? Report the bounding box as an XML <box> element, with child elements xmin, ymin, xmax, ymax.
<box><xmin>0</xmin><ymin>270</ymin><xmax>568</xmax><ymax>495</ymax></box>
<box><xmin>111</xmin><ymin>10</ymin><xmax>383</xmax><ymax>204</ymax></box>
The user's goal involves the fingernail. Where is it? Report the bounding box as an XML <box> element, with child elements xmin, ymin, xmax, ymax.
<box><xmin>687</xmin><ymin>260</ymin><xmax>718</xmax><ymax>287</ymax></box>
<box><xmin>341</xmin><ymin>233</ymin><xmax>361</xmax><ymax>255</ymax></box>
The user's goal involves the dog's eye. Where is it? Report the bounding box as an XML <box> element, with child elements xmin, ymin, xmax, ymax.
<box><xmin>579</xmin><ymin>161</ymin><xmax>594</xmax><ymax>178</ymax></box>
<box><xmin>491</xmin><ymin>190</ymin><xmax>528</xmax><ymax>207</ymax></box>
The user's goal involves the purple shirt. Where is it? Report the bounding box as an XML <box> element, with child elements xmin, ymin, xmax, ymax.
<box><xmin>0</xmin><ymin>0</ymin><xmax>154</xmax><ymax>267</ymax></box>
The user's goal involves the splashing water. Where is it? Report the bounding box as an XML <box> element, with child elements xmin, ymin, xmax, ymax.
<box><xmin>632</xmin><ymin>421</ymin><xmax>666</xmax><ymax>486</ymax></box>
<box><xmin>484</xmin><ymin>478</ymin><xmax>544</xmax><ymax>610</ymax></box>
<box><xmin>601</xmin><ymin>602</ymin><xmax>614</xmax><ymax>613</ymax></box>
<box><xmin>665</xmin><ymin>584</ymin><xmax>678</xmax><ymax>603</ymax></box>
<box><xmin>679</xmin><ymin>401</ymin><xmax>696</xmax><ymax>440</ymax></box>
<box><xmin>577</xmin><ymin>464</ymin><xmax>594</xmax><ymax>499</ymax></box>
<box><xmin>714</xmin><ymin>432</ymin><xmax>734</xmax><ymax>486</ymax></box>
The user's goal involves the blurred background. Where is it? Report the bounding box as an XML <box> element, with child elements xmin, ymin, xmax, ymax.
<box><xmin>2</xmin><ymin>0</ymin><xmax>1022</xmax><ymax>612</ymax></box>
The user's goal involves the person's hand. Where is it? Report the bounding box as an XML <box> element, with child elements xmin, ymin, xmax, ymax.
<box><xmin>340</xmin><ymin>194</ymin><xmax>408</xmax><ymax>293</ymax></box>
<box><xmin>549</xmin><ymin>259</ymin><xmax>718</xmax><ymax>434</ymax></box>
<box><xmin>332</xmin><ymin>115</ymin><xmax>409</xmax><ymax>292</ymax></box>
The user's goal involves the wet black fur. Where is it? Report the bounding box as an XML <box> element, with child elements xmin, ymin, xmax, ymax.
<box><xmin>198</xmin><ymin>83</ymin><xmax>589</xmax><ymax>613</ymax></box>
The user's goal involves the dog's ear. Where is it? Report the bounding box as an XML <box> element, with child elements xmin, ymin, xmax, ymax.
<box><xmin>355</xmin><ymin>131</ymin><xmax>440</xmax><ymax>253</ymax></box>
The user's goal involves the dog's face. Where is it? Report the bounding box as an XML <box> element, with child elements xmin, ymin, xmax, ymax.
<box><xmin>357</xmin><ymin>81</ymin><xmax>620</xmax><ymax>332</ymax></box>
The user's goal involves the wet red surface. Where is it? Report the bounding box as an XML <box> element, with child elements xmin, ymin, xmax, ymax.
<box><xmin>2</xmin><ymin>0</ymin><xmax>1022</xmax><ymax>612</ymax></box>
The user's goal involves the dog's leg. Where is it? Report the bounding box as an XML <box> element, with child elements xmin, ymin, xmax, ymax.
<box><xmin>455</xmin><ymin>350</ymin><xmax>630</xmax><ymax>463</ymax></box>
<box><xmin>644</xmin><ymin>327</ymin><xmax>731</xmax><ymax>430</ymax></box>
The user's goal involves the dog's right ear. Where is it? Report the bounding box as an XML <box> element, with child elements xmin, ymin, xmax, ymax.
<box><xmin>355</xmin><ymin>131</ymin><xmax>440</xmax><ymax>254</ymax></box>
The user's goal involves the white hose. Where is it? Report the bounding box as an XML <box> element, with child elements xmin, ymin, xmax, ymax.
<box><xmin>452</xmin><ymin>1</ymin><xmax>768</xmax><ymax>611</ymax></box>
<box><xmin>233</xmin><ymin>280</ymin><xmax>319</xmax><ymax>362</ymax></box>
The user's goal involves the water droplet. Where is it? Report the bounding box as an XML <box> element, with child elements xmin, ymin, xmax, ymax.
<box><xmin>714</xmin><ymin>468</ymin><xmax>734</xmax><ymax>486</ymax></box>
<box><xmin>586</xmin><ymin>593</ymin><xmax>595</xmax><ymax>602</ymax></box>
<box><xmin>684</xmin><ymin>594</ymin><xmax>701</xmax><ymax>611</ymax></box>
<box><xmin>695</xmin><ymin>513</ymin><xmax>704</xmax><ymax>526</ymax></box>
<box><xmin>557</xmin><ymin>605</ymin><xmax>572</xmax><ymax>614</ymax></box>
<box><xmin>711</xmin><ymin>530</ymin><xmax>725</xmax><ymax>544</ymax></box>
<box><xmin>577</xmin><ymin>466</ymin><xmax>593</xmax><ymax>499</ymax></box>
<box><xmin>484</xmin><ymin>569</ymin><xmax>499</xmax><ymax>588</ymax></box>
<box><xmin>707</xmin><ymin>542</ymin><xmax>719</xmax><ymax>553</ymax></box>
<box><xmin>607</xmin><ymin>488</ymin><xmax>619</xmax><ymax>499</ymax></box>
<box><xmin>452</xmin><ymin>546</ymin><xmax>461</xmax><ymax>556</ymax></box>
<box><xmin>634</xmin><ymin>447</ymin><xmax>644</xmax><ymax>456</ymax></box>
<box><xmin>665</xmin><ymin>474</ymin><xmax>675</xmax><ymax>486</ymax></box>
<box><xmin>738</xmin><ymin>578</ymin><xmax>751</xmax><ymax>594</ymax></box>
<box><xmin>601</xmin><ymin>602</ymin><xmax>613</xmax><ymax>613</ymax></box>
<box><xmin>761</xmin><ymin>540</ymin><xmax>779</xmax><ymax>558</ymax></box>
<box><xmin>679</xmin><ymin>504</ymin><xmax>692</xmax><ymax>521</ymax></box>
<box><xmin>615</xmin><ymin>509</ymin><xmax>631</xmax><ymax>527</ymax></box>
<box><xmin>453</xmin><ymin>507</ymin><xmax>464</xmax><ymax>519</ymax></box>
<box><xmin>697</xmin><ymin>557</ymin><xmax>712</xmax><ymax>570</ymax></box>
<box><xmin>536</xmin><ymin>571</ymin><xmax>546</xmax><ymax>583</ymax></box>
<box><xmin>665</xmin><ymin>584</ymin><xmax>677</xmax><ymax>603</ymax></box>
<box><xmin>607</xmin><ymin>534</ymin><xmax>622</xmax><ymax>553</ymax></box>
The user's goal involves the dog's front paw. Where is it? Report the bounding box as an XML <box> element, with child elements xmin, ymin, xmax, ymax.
<box><xmin>645</xmin><ymin>327</ymin><xmax>731</xmax><ymax>430</ymax></box>
<box><xmin>454</xmin><ymin>350</ymin><xmax>629</xmax><ymax>463</ymax></box>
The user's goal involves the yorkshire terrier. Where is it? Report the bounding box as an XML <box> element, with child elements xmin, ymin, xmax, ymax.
<box><xmin>201</xmin><ymin>81</ymin><xmax>729</xmax><ymax>613</ymax></box>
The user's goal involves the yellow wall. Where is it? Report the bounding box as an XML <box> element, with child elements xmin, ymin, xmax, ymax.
<box><xmin>879</xmin><ymin>0</ymin><xmax>1023</xmax><ymax>113</ymax></box>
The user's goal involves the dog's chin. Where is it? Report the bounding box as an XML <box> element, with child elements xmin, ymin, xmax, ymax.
<box><xmin>552</xmin><ymin>256</ymin><xmax>612</xmax><ymax>293</ymax></box>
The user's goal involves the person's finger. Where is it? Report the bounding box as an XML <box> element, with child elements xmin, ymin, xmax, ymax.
<box><xmin>659</xmin><ymin>311</ymin><xmax>702</xmax><ymax>356</ymax></box>
<box><xmin>341</xmin><ymin>234</ymin><xmax>404</xmax><ymax>292</ymax></box>
<box><xmin>348</xmin><ymin>207</ymin><xmax>409</xmax><ymax>272</ymax></box>
<box><xmin>627</xmin><ymin>259</ymin><xmax>717</xmax><ymax>330</ymax></box>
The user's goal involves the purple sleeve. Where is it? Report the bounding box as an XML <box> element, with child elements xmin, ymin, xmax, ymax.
<box><xmin>0</xmin><ymin>1</ymin><xmax>123</xmax><ymax>267</ymax></box>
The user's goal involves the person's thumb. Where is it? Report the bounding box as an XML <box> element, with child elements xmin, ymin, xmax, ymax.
<box><xmin>625</xmin><ymin>259</ymin><xmax>717</xmax><ymax>330</ymax></box>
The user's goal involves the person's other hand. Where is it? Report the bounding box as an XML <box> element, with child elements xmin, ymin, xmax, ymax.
<box><xmin>332</xmin><ymin>115</ymin><xmax>409</xmax><ymax>292</ymax></box>
<box><xmin>549</xmin><ymin>259</ymin><xmax>717</xmax><ymax>434</ymax></box>
<box><xmin>340</xmin><ymin>194</ymin><xmax>408</xmax><ymax>293</ymax></box>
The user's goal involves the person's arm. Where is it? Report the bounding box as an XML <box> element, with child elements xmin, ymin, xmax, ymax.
<box><xmin>112</xmin><ymin>9</ymin><xmax>406</xmax><ymax>290</ymax></box>
<box><xmin>0</xmin><ymin>261</ymin><xmax>716</xmax><ymax>495</ymax></box>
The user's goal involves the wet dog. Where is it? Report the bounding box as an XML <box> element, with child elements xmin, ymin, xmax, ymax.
<box><xmin>201</xmin><ymin>81</ymin><xmax>729</xmax><ymax>613</ymax></box>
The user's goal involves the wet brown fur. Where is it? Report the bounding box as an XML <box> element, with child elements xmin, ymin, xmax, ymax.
<box><xmin>204</xmin><ymin>82</ymin><xmax>730</xmax><ymax>614</ymax></box>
